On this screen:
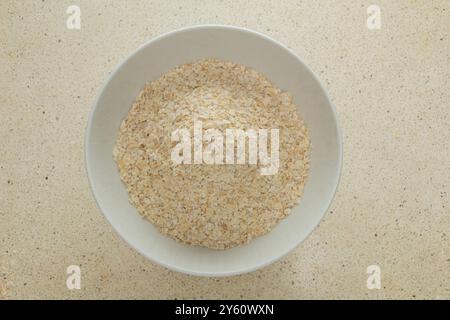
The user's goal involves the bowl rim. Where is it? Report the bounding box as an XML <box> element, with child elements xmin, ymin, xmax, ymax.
<box><xmin>85</xmin><ymin>24</ymin><xmax>343</xmax><ymax>277</ymax></box>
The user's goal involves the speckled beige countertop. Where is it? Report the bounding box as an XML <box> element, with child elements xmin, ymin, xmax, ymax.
<box><xmin>1</xmin><ymin>0</ymin><xmax>449</xmax><ymax>299</ymax></box>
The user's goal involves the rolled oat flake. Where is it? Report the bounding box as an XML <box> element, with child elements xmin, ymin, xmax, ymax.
<box><xmin>114</xmin><ymin>58</ymin><xmax>310</xmax><ymax>249</ymax></box>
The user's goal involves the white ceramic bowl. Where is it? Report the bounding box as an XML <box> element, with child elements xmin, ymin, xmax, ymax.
<box><xmin>85</xmin><ymin>25</ymin><xmax>342</xmax><ymax>276</ymax></box>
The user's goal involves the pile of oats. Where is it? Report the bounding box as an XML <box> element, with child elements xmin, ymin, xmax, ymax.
<box><xmin>113</xmin><ymin>59</ymin><xmax>310</xmax><ymax>249</ymax></box>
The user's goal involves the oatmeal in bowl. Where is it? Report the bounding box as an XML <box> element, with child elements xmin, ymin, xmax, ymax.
<box><xmin>86</xmin><ymin>25</ymin><xmax>341</xmax><ymax>276</ymax></box>
<box><xmin>113</xmin><ymin>59</ymin><xmax>310</xmax><ymax>249</ymax></box>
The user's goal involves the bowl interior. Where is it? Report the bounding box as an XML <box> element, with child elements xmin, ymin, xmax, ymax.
<box><xmin>86</xmin><ymin>25</ymin><xmax>341</xmax><ymax>276</ymax></box>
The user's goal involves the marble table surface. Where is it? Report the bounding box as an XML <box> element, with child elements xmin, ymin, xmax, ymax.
<box><xmin>1</xmin><ymin>0</ymin><xmax>449</xmax><ymax>299</ymax></box>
